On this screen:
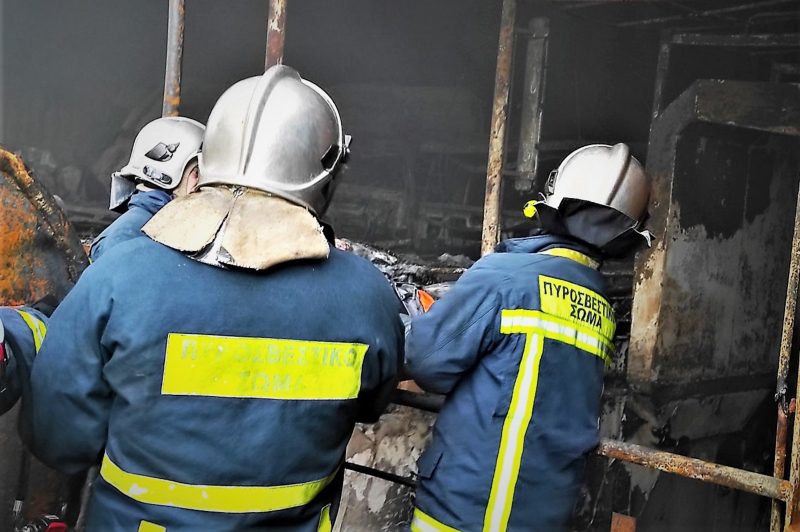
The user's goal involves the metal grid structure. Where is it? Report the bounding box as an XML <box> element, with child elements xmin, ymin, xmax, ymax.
<box><xmin>158</xmin><ymin>1</ymin><xmax>800</xmax><ymax>530</ymax></box>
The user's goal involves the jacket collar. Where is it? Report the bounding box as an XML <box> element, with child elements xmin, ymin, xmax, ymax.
<box><xmin>495</xmin><ymin>232</ymin><xmax>602</xmax><ymax>264</ymax></box>
<box><xmin>128</xmin><ymin>189</ymin><xmax>172</xmax><ymax>215</ymax></box>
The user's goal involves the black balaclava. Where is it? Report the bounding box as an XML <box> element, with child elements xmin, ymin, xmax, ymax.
<box><xmin>525</xmin><ymin>197</ymin><xmax>652</xmax><ymax>259</ymax></box>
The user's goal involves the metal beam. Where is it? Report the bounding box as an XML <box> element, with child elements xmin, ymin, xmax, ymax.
<box><xmin>391</xmin><ymin>390</ymin><xmax>794</xmax><ymax>503</ymax></box>
<box><xmin>772</xmin><ymin>185</ymin><xmax>800</xmax><ymax>531</ymax></box>
<box><xmin>481</xmin><ymin>0</ymin><xmax>517</xmax><ymax>256</ymax></box>
<box><xmin>617</xmin><ymin>0</ymin><xmax>797</xmax><ymax>27</ymax></box>
<box><xmin>514</xmin><ymin>18</ymin><xmax>549</xmax><ymax>193</ymax></box>
<box><xmin>343</xmin><ymin>461</ymin><xmax>416</xmax><ymax>488</ymax></box>
<box><xmin>650</xmin><ymin>32</ymin><xmax>672</xmax><ymax>124</ymax></box>
<box><xmin>265</xmin><ymin>0</ymin><xmax>287</xmax><ymax>69</ymax></box>
<box><xmin>162</xmin><ymin>0</ymin><xmax>185</xmax><ymax>117</ymax></box>
<box><xmin>670</xmin><ymin>32</ymin><xmax>800</xmax><ymax>47</ymax></box>
<box><xmin>598</xmin><ymin>440</ymin><xmax>793</xmax><ymax>502</ymax></box>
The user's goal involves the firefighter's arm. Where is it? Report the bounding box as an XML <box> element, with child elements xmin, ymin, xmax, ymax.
<box><xmin>0</xmin><ymin>307</ymin><xmax>47</xmax><ymax>417</ymax></box>
<box><xmin>356</xmin><ymin>268</ymin><xmax>406</xmax><ymax>423</ymax></box>
<box><xmin>29</xmin><ymin>267</ymin><xmax>113</xmax><ymax>474</ymax></box>
<box><xmin>405</xmin><ymin>264</ymin><xmax>502</xmax><ymax>395</ymax></box>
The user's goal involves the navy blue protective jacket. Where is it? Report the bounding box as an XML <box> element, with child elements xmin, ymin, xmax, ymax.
<box><xmin>30</xmin><ymin>237</ymin><xmax>404</xmax><ymax>531</ymax></box>
<box><xmin>0</xmin><ymin>307</ymin><xmax>47</xmax><ymax>418</ymax></box>
<box><xmin>406</xmin><ymin>234</ymin><xmax>615</xmax><ymax>532</ymax></box>
<box><xmin>0</xmin><ymin>190</ymin><xmax>169</xmax><ymax>419</ymax></box>
<box><xmin>89</xmin><ymin>189</ymin><xmax>171</xmax><ymax>262</ymax></box>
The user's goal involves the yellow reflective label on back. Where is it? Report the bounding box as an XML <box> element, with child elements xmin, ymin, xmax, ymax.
<box><xmin>538</xmin><ymin>275</ymin><xmax>615</xmax><ymax>342</ymax></box>
<box><xmin>162</xmin><ymin>334</ymin><xmax>368</xmax><ymax>400</ymax></box>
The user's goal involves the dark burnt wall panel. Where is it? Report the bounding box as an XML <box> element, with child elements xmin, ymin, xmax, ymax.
<box><xmin>658</xmin><ymin>126</ymin><xmax>798</xmax><ymax>385</ymax></box>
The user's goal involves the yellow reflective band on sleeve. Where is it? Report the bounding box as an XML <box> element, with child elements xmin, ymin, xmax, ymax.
<box><xmin>162</xmin><ymin>334</ymin><xmax>368</xmax><ymax>400</ymax></box>
<box><xmin>538</xmin><ymin>275</ymin><xmax>616</xmax><ymax>342</ymax></box>
<box><xmin>411</xmin><ymin>508</ymin><xmax>460</xmax><ymax>532</ymax></box>
<box><xmin>539</xmin><ymin>247</ymin><xmax>600</xmax><ymax>269</ymax></box>
<box><xmin>16</xmin><ymin>310</ymin><xmax>46</xmax><ymax>353</ymax></box>
<box><xmin>484</xmin><ymin>330</ymin><xmax>544</xmax><ymax>532</ymax></box>
<box><xmin>138</xmin><ymin>521</ymin><xmax>166</xmax><ymax>532</ymax></box>
<box><xmin>100</xmin><ymin>453</ymin><xmax>337</xmax><ymax>514</ymax></box>
<box><xmin>318</xmin><ymin>504</ymin><xmax>332</xmax><ymax>532</ymax></box>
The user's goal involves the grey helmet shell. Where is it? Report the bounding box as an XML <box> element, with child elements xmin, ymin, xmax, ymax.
<box><xmin>198</xmin><ymin>65</ymin><xmax>349</xmax><ymax>216</ymax></box>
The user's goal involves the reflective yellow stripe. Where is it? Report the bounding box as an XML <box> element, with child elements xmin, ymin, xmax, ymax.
<box><xmin>411</xmin><ymin>508</ymin><xmax>460</xmax><ymax>532</ymax></box>
<box><xmin>485</xmin><ymin>308</ymin><xmax>615</xmax><ymax>530</ymax></box>
<box><xmin>162</xmin><ymin>333</ymin><xmax>368</xmax><ymax>400</ymax></box>
<box><xmin>538</xmin><ymin>275</ymin><xmax>616</xmax><ymax>341</ymax></box>
<box><xmin>16</xmin><ymin>310</ymin><xmax>46</xmax><ymax>352</ymax></box>
<box><xmin>318</xmin><ymin>504</ymin><xmax>332</xmax><ymax>532</ymax></box>
<box><xmin>539</xmin><ymin>247</ymin><xmax>599</xmax><ymax>269</ymax></box>
<box><xmin>484</xmin><ymin>330</ymin><xmax>544</xmax><ymax>532</ymax></box>
<box><xmin>500</xmin><ymin>309</ymin><xmax>613</xmax><ymax>364</ymax></box>
<box><xmin>138</xmin><ymin>521</ymin><xmax>166</xmax><ymax>532</ymax></box>
<box><xmin>100</xmin><ymin>453</ymin><xmax>336</xmax><ymax>514</ymax></box>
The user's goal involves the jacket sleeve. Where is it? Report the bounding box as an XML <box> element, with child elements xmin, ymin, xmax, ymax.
<box><xmin>405</xmin><ymin>262</ymin><xmax>503</xmax><ymax>395</ymax></box>
<box><xmin>29</xmin><ymin>265</ymin><xmax>113</xmax><ymax>474</ymax></box>
<box><xmin>0</xmin><ymin>307</ymin><xmax>47</xmax><ymax>417</ymax></box>
<box><xmin>356</xmin><ymin>270</ymin><xmax>406</xmax><ymax>423</ymax></box>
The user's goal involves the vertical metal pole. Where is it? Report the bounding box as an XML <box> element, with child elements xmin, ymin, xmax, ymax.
<box><xmin>514</xmin><ymin>17</ymin><xmax>549</xmax><ymax>193</ymax></box>
<box><xmin>265</xmin><ymin>0</ymin><xmax>287</xmax><ymax>69</ymax></box>
<box><xmin>649</xmin><ymin>31</ymin><xmax>672</xmax><ymax>130</ymax></box>
<box><xmin>480</xmin><ymin>0</ymin><xmax>517</xmax><ymax>256</ymax></box>
<box><xmin>774</xmin><ymin>402</ymin><xmax>793</xmax><ymax>532</ymax></box>
<box><xmin>162</xmin><ymin>0</ymin><xmax>185</xmax><ymax>117</ymax></box>
<box><xmin>782</xmin><ymin>184</ymin><xmax>800</xmax><ymax>532</ymax></box>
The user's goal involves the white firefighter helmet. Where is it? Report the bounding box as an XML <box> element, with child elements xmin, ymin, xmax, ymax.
<box><xmin>109</xmin><ymin>117</ymin><xmax>205</xmax><ymax>211</ymax></box>
<box><xmin>198</xmin><ymin>65</ymin><xmax>350</xmax><ymax>216</ymax></box>
<box><xmin>544</xmin><ymin>143</ymin><xmax>649</xmax><ymax>224</ymax></box>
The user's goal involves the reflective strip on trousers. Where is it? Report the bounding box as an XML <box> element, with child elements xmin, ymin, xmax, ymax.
<box><xmin>484</xmin><ymin>310</ymin><xmax>610</xmax><ymax>531</ymax></box>
<box><xmin>16</xmin><ymin>310</ymin><xmax>46</xmax><ymax>352</ymax></box>
<box><xmin>411</xmin><ymin>508</ymin><xmax>460</xmax><ymax>532</ymax></box>
<box><xmin>538</xmin><ymin>248</ymin><xmax>600</xmax><ymax>270</ymax></box>
<box><xmin>100</xmin><ymin>453</ymin><xmax>337</xmax><ymax>514</ymax></box>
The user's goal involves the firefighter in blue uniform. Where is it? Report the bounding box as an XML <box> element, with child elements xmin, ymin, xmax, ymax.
<box><xmin>0</xmin><ymin>117</ymin><xmax>205</xmax><ymax>419</ymax></box>
<box><xmin>0</xmin><ymin>305</ymin><xmax>47</xmax><ymax>419</ymax></box>
<box><xmin>91</xmin><ymin>116</ymin><xmax>205</xmax><ymax>262</ymax></box>
<box><xmin>28</xmin><ymin>66</ymin><xmax>403</xmax><ymax>531</ymax></box>
<box><xmin>406</xmin><ymin>143</ymin><xmax>652</xmax><ymax>532</ymax></box>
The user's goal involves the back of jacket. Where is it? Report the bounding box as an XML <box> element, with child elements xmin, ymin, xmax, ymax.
<box><xmin>30</xmin><ymin>237</ymin><xmax>404</xmax><ymax>531</ymax></box>
<box><xmin>406</xmin><ymin>234</ymin><xmax>614</xmax><ymax>531</ymax></box>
